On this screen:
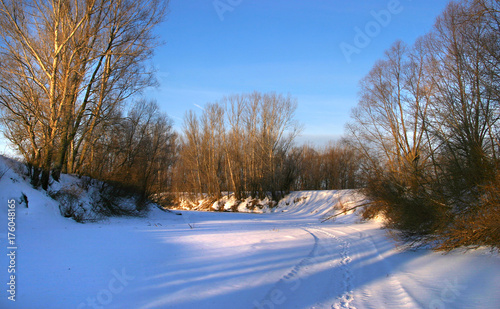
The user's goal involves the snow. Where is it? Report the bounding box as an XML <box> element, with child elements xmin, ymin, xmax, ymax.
<box><xmin>0</xmin><ymin>156</ymin><xmax>499</xmax><ymax>309</ymax></box>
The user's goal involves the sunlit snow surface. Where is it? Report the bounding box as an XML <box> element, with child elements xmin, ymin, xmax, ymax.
<box><xmin>0</xmin><ymin>156</ymin><xmax>499</xmax><ymax>309</ymax></box>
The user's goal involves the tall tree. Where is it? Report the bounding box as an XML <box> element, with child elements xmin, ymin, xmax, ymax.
<box><xmin>349</xmin><ymin>0</ymin><xmax>500</xmax><ymax>249</ymax></box>
<box><xmin>0</xmin><ymin>0</ymin><xmax>168</xmax><ymax>189</ymax></box>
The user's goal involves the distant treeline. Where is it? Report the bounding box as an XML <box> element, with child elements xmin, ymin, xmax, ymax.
<box><xmin>172</xmin><ymin>92</ymin><xmax>362</xmax><ymax>202</ymax></box>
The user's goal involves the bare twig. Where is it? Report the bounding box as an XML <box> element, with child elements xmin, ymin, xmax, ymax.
<box><xmin>321</xmin><ymin>202</ymin><xmax>372</xmax><ymax>223</ymax></box>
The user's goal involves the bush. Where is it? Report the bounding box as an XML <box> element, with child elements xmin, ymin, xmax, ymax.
<box><xmin>90</xmin><ymin>181</ymin><xmax>150</xmax><ymax>217</ymax></box>
<box><xmin>49</xmin><ymin>189</ymin><xmax>86</xmax><ymax>223</ymax></box>
<box><xmin>436</xmin><ymin>177</ymin><xmax>500</xmax><ymax>251</ymax></box>
<box><xmin>151</xmin><ymin>192</ymin><xmax>176</xmax><ymax>208</ymax></box>
<box><xmin>362</xmin><ymin>167</ymin><xmax>500</xmax><ymax>252</ymax></box>
<box><xmin>49</xmin><ymin>178</ymin><xmax>152</xmax><ymax>222</ymax></box>
<box><xmin>362</xmin><ymin>172</ymin><xmax>450</xmax><ymax>244</ymax></box>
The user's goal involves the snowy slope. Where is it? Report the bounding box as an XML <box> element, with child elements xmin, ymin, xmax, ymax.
<box><xmin>0</xmin><ymin>157</ymin><xmax>499</xmax><ymax>309</ymax></box>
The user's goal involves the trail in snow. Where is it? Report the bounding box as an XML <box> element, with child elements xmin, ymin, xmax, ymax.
<box><xmin>253</xmin><ymin>229</ymin><xmax>320</xmax><ymax>309</ymax></box>
<box><xmin>320</xmin><ymin>226</ymin><xmax>422</xmax><ymax>309</ymax></box>
<box><xmin>309</xmin><ymin>228</ymin><xmax>356</xmax><ymax>309</ymax></box>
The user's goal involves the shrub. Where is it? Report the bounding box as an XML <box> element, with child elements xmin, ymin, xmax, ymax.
<box><xmin>436</xmin><ymin>177</ymin><xmax>500</xmax><ymax>251</ymax></box>
<box><xmin>49</xmin><ymin>189</ymin><xmax>86</xmax><ymax>223</ymax></box>
<box><xmin>90</xmin><ymin>181</ymin><xmax>150</xmax><ymax>217</ymax></box>
<box><xmin>49</xmin><ymin>178</ymin><xmax>151</xmax><ymax>222</ymax></box>
<box><xmin>362</xmin><ymin>171</ymin><xmax>450</xmax><ymax>244</ymax></box>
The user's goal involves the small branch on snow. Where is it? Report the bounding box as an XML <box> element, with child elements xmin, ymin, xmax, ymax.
<box><xmin>321</xmin><ymin>202</ymin><xmax>372</xmax><ymax>223</ymax></box>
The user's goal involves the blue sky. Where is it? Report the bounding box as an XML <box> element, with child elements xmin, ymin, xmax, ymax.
<box><xmin>0</xmin><ymin>0</ymin><xmax>451</xmax><ymax>155</ymax></box>
<box><xmin>148</xmin><ymin>0</ymin><xmax>450</xmax><ymax>145</ymax></box>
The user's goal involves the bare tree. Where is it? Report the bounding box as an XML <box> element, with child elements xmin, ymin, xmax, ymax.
<box><xmin>83</xmin><ymin>99</ymin><xmax>176</xmax><ymax>200</ymax></box>
<box><xmin>349</xmin><ymin>40</ymin><xmax>434</xmax><ymax>181</ymax></box>
<box><xmin>0</xmin><ymin>0</ymin><xmax>168</xmax><ymax>189</ymax></box>
<box><xmin>349</xmin><ymin>0</ymin><xmax>500</xmax><ymax>249</ymax></box>
<box><xmin>222</xmin><ymin>94</ymin><xmax>246</xmax><ymax>199</ymax></box>
<box><xmin>292</xmin><ymin>141</ymin><xmax>362</xmax><ymax>191</ymax></box>
<box><xmin>200</xmin><ymin>103</ymin><xmax>225</xmax><ymax>198</ymax></box>
<box><xmin>347</xmin><ymin>39</ymin><xmax>444</xmax><ymax>238</ymax></box>
<box><xmin>427</xmin><ymin>0</ymin><xmax>499</xmax><ymax>196</ymax></box>
<box><xmin>178</xmin><ymin>110</ymin><xmax>204</xmax><ymax>197</ymax></box>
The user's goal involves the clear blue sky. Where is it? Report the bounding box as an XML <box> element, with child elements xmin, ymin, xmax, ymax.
<box><xmin>148</xmin><ymin>0</ymin><xmax>450</xmax><ymax>145</ymax></box>
<box><xmin>0</xmin><ymin>0</ymin><xmax>451</xmax><ymax>155</ymax></box>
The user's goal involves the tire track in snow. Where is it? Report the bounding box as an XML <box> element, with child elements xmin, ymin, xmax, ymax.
<box><xmin>309</xmin><ymin>228</ymin><xmax>356</xmax><ymax>309</ymax></box>
<box><xmin>253</xmin><ymin>228</ymin><xmax>320</xmax><ymax>309</ymax></box>
<box><xmin>253</xmin><ymin>222</ymin><xmax>418</xmax><ymax>309</ymax></box>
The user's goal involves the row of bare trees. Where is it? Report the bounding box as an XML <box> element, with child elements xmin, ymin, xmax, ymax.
<box><xmin>83</xmin><ymin>99</ymin><xmax>176</xmax><ymax>197</ymax></box>
<box><xmin>173</xmin><ymin>91</ymin><xmax>365</xmax><ymax>203</ymax></box>
<box><xmin>349</xmin><ymin>0</ymin><xmax>500</xmax><ymax>249</ymax></box>
<box><xmin>0</xmin><ymin>0</ymin><xmax>168</xmax><ymax>191</ymax></box>
<box><xmin>293</xmin><ymin>141</ymin><xmax>362</xmax><ymax>190</ymax></box>
<box><xmin>173</xmin><ymin>92</ymin><xmax>302</xmax><ymax>201</ymax></box>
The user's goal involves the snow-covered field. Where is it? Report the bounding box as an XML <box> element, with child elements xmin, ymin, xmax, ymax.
<box><xmin>0</xmin><ymin>157</ymin><xmax>499</xmax><ymax>309</ymax></box>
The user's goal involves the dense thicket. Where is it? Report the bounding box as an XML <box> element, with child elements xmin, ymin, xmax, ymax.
<box><xmin>349</xmin><ymin>0</ymin><xmax>500</xmax><ymax>250</ymax></box>
<box><xmin>81</xmin><ymin>99</ymin><xmax>177</xmax><ymax>199</ymax></box>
